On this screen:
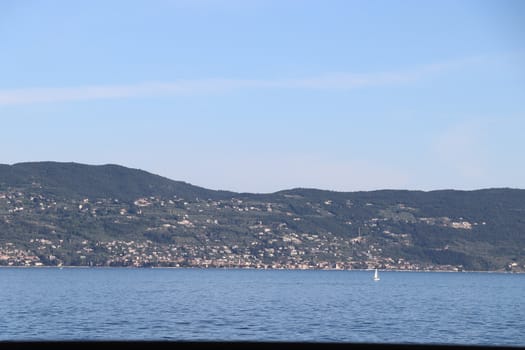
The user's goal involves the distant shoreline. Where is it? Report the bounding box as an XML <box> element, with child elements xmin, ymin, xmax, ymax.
<box><xmin>0</xmin><ymin>265</ymin><xmax>522</xmax><ymax>274</ymax></box>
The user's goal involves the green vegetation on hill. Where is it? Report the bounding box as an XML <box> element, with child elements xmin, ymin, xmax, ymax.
<box><xmin>0</xmin><ymin>162</ymin><xmax>523</xmax><ymax>271</ymax></box>
<box><xmin>0</xmin><ymin>162</ymin><xmax>233</xmax><ymax>201</ymax></box>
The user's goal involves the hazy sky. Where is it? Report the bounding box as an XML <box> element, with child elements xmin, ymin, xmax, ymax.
<box><xmin>1</xmin><ymin>0</ymin><xmax>524</xmax><ymax>193</ymax></box>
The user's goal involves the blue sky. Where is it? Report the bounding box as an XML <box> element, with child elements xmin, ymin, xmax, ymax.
<box><xmin>1</xmin><ymin>0</ymin><xmax>524</xmax><ymax>193</ymax></box>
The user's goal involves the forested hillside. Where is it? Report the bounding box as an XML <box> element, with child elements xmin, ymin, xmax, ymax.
<box><xmin>1</xmin><ymin>162</ymin><xmax>523</xmax><ymax>271</ymax></box>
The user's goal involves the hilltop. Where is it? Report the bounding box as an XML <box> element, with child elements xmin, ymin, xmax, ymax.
<box><xmin>0</xmin><ymin>161</ymin><xmax>524</xmax><ymax>271</ymax></box>
<box><xmin>0</xmin><ymin>162</ymin><xmax>233</xmax><ymax>201</ymax></box>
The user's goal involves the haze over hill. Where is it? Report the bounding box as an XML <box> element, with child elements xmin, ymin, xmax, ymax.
<box><xmin>0</xmin><ymin>162</ymin><xmax>523</xmax><ymax>272</ymax></box>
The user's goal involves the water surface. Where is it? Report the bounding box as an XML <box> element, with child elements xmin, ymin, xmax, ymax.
<box><xmin>1</xmin><ymin>268</ymin><xmax>523</xmax><ymax>345</ymax></box>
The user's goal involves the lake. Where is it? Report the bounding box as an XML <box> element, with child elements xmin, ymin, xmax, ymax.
<box><xmin>0</xmin><ymin>268</ymin><xmax>523</xmax><ymax>345</ymax></box>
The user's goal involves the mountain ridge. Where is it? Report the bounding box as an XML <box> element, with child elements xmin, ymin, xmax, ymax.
<box><xmin>5</xmin><ymin>161</ymin><xmax>523</xmax><ymax>195</ymax></box>
<box><xmin>2</xmin><ymin>161</ymin><xmax>234</xmax><ymax>201</ymax></box>
<box><xmin>0</xmin><ymin>161</ymin><xmax>524</xmax><ymax>271</ymax></box>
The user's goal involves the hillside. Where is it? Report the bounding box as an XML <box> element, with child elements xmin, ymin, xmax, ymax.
<box><xmin>0</xmin><ymin>162</ymin><xmax>524</xmax><ymax>271</ymax></box>
<box><xmin>0</xmin><ymin>162</ymin><xmax>233</xmax><ymax>201</ymax></box>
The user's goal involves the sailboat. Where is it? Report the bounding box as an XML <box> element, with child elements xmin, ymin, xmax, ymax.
<box><xmin>373</xmin><ymin>268</ymin><xmax>380</xmax><ymax>281</ymax></box>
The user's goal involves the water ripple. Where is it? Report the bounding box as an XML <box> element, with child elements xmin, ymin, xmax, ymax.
<box><xmin>0</xmin><ymin>268</ymin><xmax>524</xmax><ymax>345</ymax></box>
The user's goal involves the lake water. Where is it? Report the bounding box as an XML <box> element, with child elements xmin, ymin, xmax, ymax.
<box><xmin>0</xmin><ymin>268</ymin><xmax>523</xmax><ymax>345</ymax></box>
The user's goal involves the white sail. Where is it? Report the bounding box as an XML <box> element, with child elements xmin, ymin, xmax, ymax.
<box><xmin>373</xmin><ymin>268</ymin><xmax>380</xmax><ymax>281</ymax></box>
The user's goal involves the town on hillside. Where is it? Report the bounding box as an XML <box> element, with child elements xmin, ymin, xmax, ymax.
<box><xmin>0</xmin><ymin>183</ymin><xmax>523</xmax><ymax>272</ymax></box>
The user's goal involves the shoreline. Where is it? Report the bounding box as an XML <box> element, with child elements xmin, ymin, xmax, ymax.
<box><xmin>0</xmin><ymin>265</ymin><xmax>522</xmax><ymax>274</ymax></box>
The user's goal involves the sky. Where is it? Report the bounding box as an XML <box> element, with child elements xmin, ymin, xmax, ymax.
<box><xmin>1</xmin><ymin>0</ymin><xmax>524</xmax><ymax>193</ymax></box>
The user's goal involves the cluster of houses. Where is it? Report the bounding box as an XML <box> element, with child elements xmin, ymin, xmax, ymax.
<box><xmin>1</xmin><ymin>188</ymin><xmax>519</xmax><ymax>272</ymax></box>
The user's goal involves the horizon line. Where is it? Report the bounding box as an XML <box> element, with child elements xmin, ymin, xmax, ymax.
<box><xmin>3</xmin><ymin>160</ymin><xmax>523</xmax><ymax>194</ymax></box>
